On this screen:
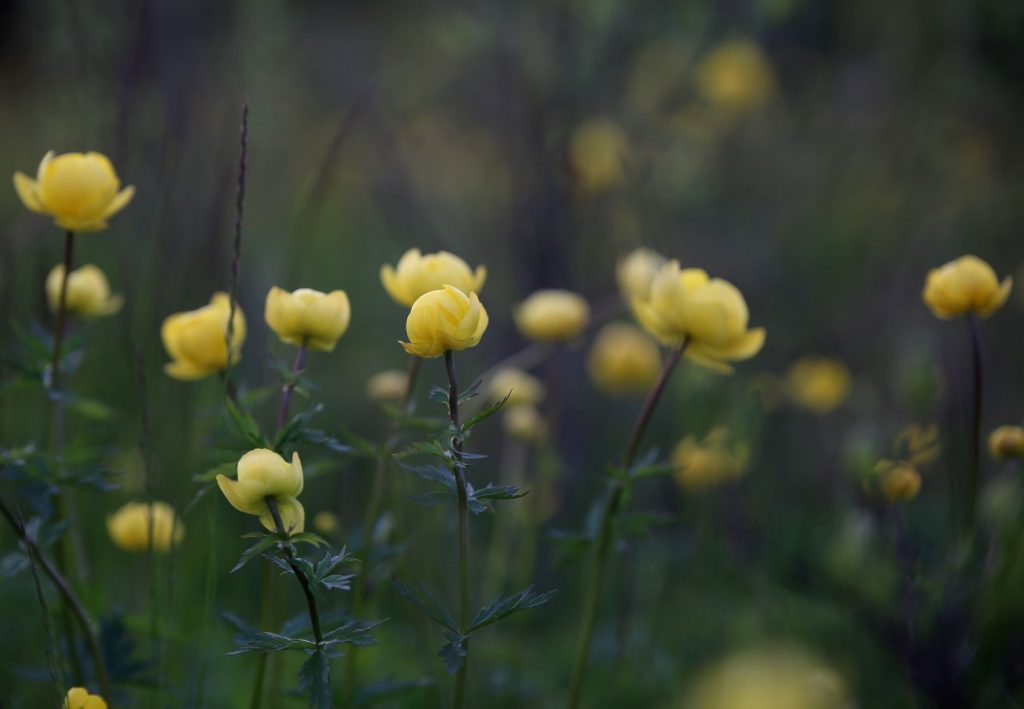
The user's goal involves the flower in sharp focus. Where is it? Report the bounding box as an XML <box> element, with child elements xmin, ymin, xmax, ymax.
<box><xmin>785</xmin><ymin>358</ymin><xmax>851</xmax><ymax>414</ymax></box>
<box><xmin>989</xmin><ymin>425</ymin><xmax>1024</xmax><ymax>461</ymax></box>
<box><xmin>216</xmin><ymin>449</ymin><xmax>305</xmax><ymax>534</ymax></box>
<box><xmin>695</xmin><ymin>39</ymin><xmax>776</xmax><ymax>116</ymax></box>
<box><xmin>46</xmin><ymin>264</ymin><xmax>123</xmax><ymax>318</ymax></box>
<box><xmin>502</xmin><ymin>405</ymin><xmax>548</xmax><ymax>443</ymax></box>
<box><xmin>617</xmin><ymin>247</ymin><xmax>666</xmax><ymax>304</ymax></box>
<box><xmin>265</xmin><ymin>286</ymin><xmax>351</xmax><ymax>352</ymax></box>
<box><xmin>513</xmin><ymin>289</ymin><xmax>589</xmax><ymax>342</ymax></box>
<box><xmin>14</xmin><ymin>151</ymin><xmax>134</xmax><ymax>231</ymax></box>
<box><xmin>587</xmin><ymin>322</ymin><xmax>661</xmax><ymax>396</ymax></box>
<box><xmin>107</xmin><ymin>501</ymin><xmax>184</xmax><ymax>553</ymax></box>
<box><xmin>487</xmin><ymin>368</ymin><xmax>545</xmax><ymax>407</ymax></box>
<box><xmin>672</xmin><ymin>428</ymin><xmax>748</xmax><ymax>490</ymax></box>
<box><xmin>923</xmin><ymin>255</ymin><xmax>1012</xmax><ymax>319</ymax></box>
<box><xmin>65</xmin><ymin>687</ymin><xmax>107</xmax><ymax>709</ymax></box>
<box><xmin>381</xmin><ymin>248</ymin><xmax>486</xmax><ymax>307</ymax></box>
<box><xmin>875</xmin><ymin>460</ymin><xmax>922</xmax><ymax>503</ymax></box>
<box><xmin>632</xmin><ymin>260</ymin><xmax>764</xmax><ymax>373</ymax></box>
<box><xmin>568</xmin><ymin>118</ymin><xmax>629</xmax><ymax>193</ymax></box>
<box><xmin>366</xmin><ymin>369</ymin><xmax>410</xmax><ymax>405</ymax></box>
<box><xmin>161</xmin><ymin>292</ymin><xmax>246</xmax><ymax>380</ymax></box>
<box><xmin>400</xmin><ymin>285</ymin><xmax>489</xmax><ymax>358</ymax></box>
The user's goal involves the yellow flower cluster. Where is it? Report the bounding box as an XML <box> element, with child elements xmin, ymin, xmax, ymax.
<box><xmin>107</xmin><ymin>501</ymin><xmax>184</xmax><ymax>553</ymax></box>
<box><xmin>217</xmin><ymin>449</ymin><xmax>306</xmax><ymax>534</ymax></box>
<box><xmin>381</xmin><ymin>248</ymin><xmax>486</xmax><ymax>307</ymax></box>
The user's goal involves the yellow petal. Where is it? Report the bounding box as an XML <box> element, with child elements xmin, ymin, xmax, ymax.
<box><xmin>216</xmin><ymin>475</ymin><xmax>266</xmax><ymax>515</ymax></box>
<box><xmin>979</xmin><ymin>276</ymin><xmax>1012</xmax><ymax>317</ymax></box>
<box><xmin>12</xmin><ymin>172</ymin><xmax>43</xmax><ymax>212</ymax></box>
<box><xmin>259</xmin><ymin>497</ymin><xmax>305</xmax><ymax>534</ymax></box>
<box><xmin>99</xmin><ymin>185</ymin><xmax>134</xmax><ymax>221</ymax></box>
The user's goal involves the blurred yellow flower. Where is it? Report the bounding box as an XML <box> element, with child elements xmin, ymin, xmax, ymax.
<box><xmin>503</xmin><ymin>405</ymin><xmax>548</xmax><ymax>442</ymax></box>
<box><xmin>568</xmin><ymin>119</ymin><xmax>629</xmax><ymax>193</ymax></box>
<box><xmin>401</xmin><ymin>285</ymin><xmax>489</xmax><ymax>358</ymax></box>
<box><xmin>65</xmin><ymin>687</ymin><xmax>107</xmax><ymax>709</ymax></box>
<box><xmin>381</xmin><ymin>248</ymin><xmax>486</xmax><ymax>307</ymax></box>
<box><xmin>265</xmin><ymin>286</ymin><xmax>350</xmax><ymax>352</ymax></box>
<box><xmin>514</xmin><ymin>289</ymin><xmax>589</xmax><ymax>342</ymax></box>
<box><xmin>14</xmin><ymin>151</ymin><xmax>134</xmax><ymax>232</ymax></box>
<box><xmin>923</xmin><ymin>255</ymin><xmax>1012</xmax><ymax>319</ymax></box>
<box><xmin>313</xmin><ymin>511</ymin><xmax>339</xmax><ymax>535</ymax></box>
<box><xmin>216</xmin><ymin>449</ymin><xmax>305</xmax><ymax>534</ymax></box>
<box><xmin>632</xmin><ymin>260</ymin><xmax>764</xmax><ymax>373</ymax></box>
<box><xmin>672</xmin><ymin>428</ymin><xmax>748</xmax><ymax>490</ymax></box>
<box><xmin>876</xmin><ymin>460</ymin><xmax>922</xmax><ymax>503</ymax></box>
<box><xmin>107</xmin><ymin>501</ymin><xmax>184</xmax><ymax>553</ymax></box>
<box><xmin>161</xmin><ymin>293</ymin><xmax>246</xmax><ymax>381</ymax></box>
<box><xmin>785</xmin><ymin>358</ymin><xmax>851</xmax><ymax>413</ymax></box>
<box><xmin>488</xmin><ymin>368</ymin><xmax>545</xmax><ymax>407</ymax></box>
<box><xmin>587</xmin><ymin>322</ymin><xmax>661</xmax><ymax>396</ymax></box>
<box><xmin>695</xmin><ymin>39</ymin><xmax>776</xmax><ymax>115</ymax></box>
<box><xmin>617</xmin><ymin>247</ymin><xmax>666</xmax><ymax>303</ymax></box>
<box><xmin>46</xmin><ymin>264</ymin><xmax>123</xmax><ymax>318</ymax></box>
<box><xmin>366</xmin><ymin>369</ymin><xmax>409</xmax><ymax>405</ymax></box>
<box><xmin>894</xmin><ymin>423</ymin><xmax>940</xmax><ymax>466</ymax></box>
<box><xmin>989</xmin><ymin>425</ymin><xmax>1024</xmax><ymax>460</ymax></box>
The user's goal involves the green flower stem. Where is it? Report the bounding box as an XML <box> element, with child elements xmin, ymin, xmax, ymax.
<box><xmin>566</xmin><ymin>342</ymin><xmax>686</xmax><ymax>709</ymax></box>
<box><xmin>965</xmin><ymin>314</ymin><xmax>983</xmax><ymax>535</ymax></box>
<box><xmin>264</xmin><ymin>497</ymin><xmax>323</xmax><ymax>645</ymax></box>
<box><xmin>0</xmin><ymin>496</ymin><xmax>112</xmax><ymax>700</ymax></box>
<box><xmin>445</xmin><ymin>350</ymin><xmax>471</xmax><ymax>709</ymax></box>
<box><xmin>276</xmin><ymin>340</ymin><xmax>308</xmax><ymax>432</ymax></box>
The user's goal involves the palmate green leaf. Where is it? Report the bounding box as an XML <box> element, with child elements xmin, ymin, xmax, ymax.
<box><xmin>461</xmin><ymin>392</ymin><xmax>511</xmax><ymax>434</ymax></box>
<box><xmin>323</xmin><ymin>617</ymin><xmax>384</xmax><ymax>647</ymax></box>
<box><xmin>394</xmin><ymin>438</ymin><xmax>449</xmax><ymax>461</ymax></box>
<box><xmin>467</xmin><ymin>586</ymin><xmax>557</xmax><ymax>632</ymax></box>
<box><xmin>401</xmin><ymin>462</ymin><xmax>455</xmax><ymax>490</ymax></box>
<box><xmin>225</xmin><ymin>398</ymin><xmax>267</xmax><ymax>448</ymax></box>
<box><xmin>468</xmin><ymin>483</ymin><xmax>527</xmax><ymax>512</ymax></box>
<box><xmin>298</xmin><ymin>649</ymin><xmax>332</xmax><ymax>709</ymax></box>
<box><xmin>391</xmin><ymin>576</ymin><xmax>458</xmax><ymax>632</ymax></box>
<box><xmin>438</xmin><ymin>630</ymin><xmax>468</xmax><ymax>674</ymax></box>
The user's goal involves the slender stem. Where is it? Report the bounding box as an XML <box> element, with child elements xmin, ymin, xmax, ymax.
<box><xmin>566</xmin><ymin>342</ymin><xmax>686</xmax><ymax>709</ymax></box>
<box><xmin>965</xmin><ymin>315</ymin><xmax>983</xmax><ymax>535</ymax></box>
<box><xmin>50</xmin><ymin>230</ymin><xmax>75</xmax><ymax>392</ymax></box>
<box><xmin>264</xmin><ymin>497</ymin><xmax>323</xmax><ymax>644</ymax></box>
<box><xmin>224</xmin><ymin>98</ymin><xmax>249</xmax><ymax>399</ymax></box>
<box><xmin>276</xmin><ymin>341</ymin><xmax>308</xmax><ymax>432</ymax></box>
<box><xmin>0</xmin><ymin>497</ymin><xmax>112</xmax><ymax>700</ymax></box>
<box><xmin>445</xmin><ymin>350</ymin><xmax>471</xmax><ymax>709</ymax></box>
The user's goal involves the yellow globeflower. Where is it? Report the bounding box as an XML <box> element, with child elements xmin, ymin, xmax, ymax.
<box><xmin>502</xmin><ymin>405</ymin><xmax>548</xmax><ymax>442</ymax></box>
<box><xmin>366</xmin><ymin>369</ymin><xmax>409</xmax><ymax>405</ymax></box>
<box><xmin>695</xmin><ymin>39</ymin><xmax>776</xmax><ymax>115</ymax></box>
<box><xmin>488</xmin><ymin>368</ymin><xmax>545</xmax><ymax>407</ymax></box>
<box><xmin>313</xmin><ymin>511</ymin><xmax>340</xmax><ymax>535</ymax></box>
<box><xmin>632</xmin><ymin>260</ymin><xmax>764</xmax><ymax>373</ymax></box>
<box><xmin>514</xmin><ymin>289</ymin><xmax>589</xmax><ymax>342</ymax></box>
<box><xmin>45</xmin><ymin>264</ymin><xmax>123</xmax><ymax>318</ymax></box>
<box><xmin>381</xmin><ymin>248</ymin><xmax>486</xmax><ymax>307</ymax></box>
<box><xmin>400</xmin><ymin>285</ymin><xmax>489</xmax><ymax>358</ymax></box>
<box><xmin>568</xmin><ymin>118</ymin><xmax>629</xmax><ymax>193</ymax></box>
<box><xmin>672</xmin><ymin>428</ymin><xmax>748</xmax><ymax>490</ymax></box>
<box><xmin>989</xmin><ymin>425</ymin><xmax>1024</xmax><ymax>460</ymax></box>
<box><xmin>106</xmin><ymin>501</ymin><xmax>184</xmax><ymax>553</ymax></box>
<box><xmin>13</xmin><ymin>151</ymin><xmax>134</xmax><ymax>232</ymax></box>
<box><xmin>64</xmin><ymin>687</ymin><xmax>107</xmax><ymax>709</ymax></box>
<box><xmin>617</xmin><ymin>247</ymin><xmax>666</xmax><ymax>303</ymax></box>
<box><xmin>923</xmin><ymin>255</ymin><xmax>1012</xmax><ymax>319</ymax></box>
<box><xmin>876</xmin><ymin>460</ymin><xmax>922</xmax><ymax>503</ymax></box>
<box><xmin>216</xmin><ymin>449</ymin><xmax>305</xmax><ymax>534</ymax></box>
<box><xmin>587</xmin><ymin>323</ymin><xmax>661</xmax><ymax>396</ymax></box>
<box><xmin>161</xmin><ymin>292</ymin><xmax>246</xmax><ymax>381</ymax></box>
<box><xmin>785</xmin><ymin>358</ymin><xmax>851</xmax><ymax>413</ymax></box>
<box><xmin>265</xmin><ymin>286</ymin><xmax>350</xmax><ymax>352</ymax></box>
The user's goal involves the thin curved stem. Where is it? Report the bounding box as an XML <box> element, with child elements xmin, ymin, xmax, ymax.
<box><xmin>445</xmin><ymin>350</ymin><xmax>471</xmax><ymax>709</ymax></box>
<box><xmin>264</xmin><ymin>497</ymin><xmax>322</xmax><ymax>645</ymax></box>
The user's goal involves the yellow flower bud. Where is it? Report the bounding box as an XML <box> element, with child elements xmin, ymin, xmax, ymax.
<box><xmin>568</xmin><ymin>119</ymin><xmax>629</xmax><ymax>193</ymax></box>
<box><xmin>400</xmin><ymin>285</ymin><xmax>489</xmax><ymax>358</ymax></box>
<box><xmin>587</xmin><ymin>323</ymin><xmax>661</xmax><ymax>396</ymax></box>
<box><xmin>45</xmin><ymin>264</ymin><xmax>123</xmax><ymax>318</ymax></box>
<box><xmin>13</xmin><ymin>151</ymin><xmax>134</xmax><ymax>232</ymax></box>
<box><xmin>923</xmin><ymin>254</ymin><xmax>1012</xmax><ymax>319</ymax></box>
<box><xmin>265</xmin><ymin>286</ymin><xmax>350</xmax><ymax>352</ymax></box>
<box><xmin>989</xmin><ymin>425</ymin><xmax>1024</xmax><ymax>460</ymax></box>
<box><xmin>65</xmin><ymin>687</ymin><xmax>107</xmax><ymax>709</ymax></box>
<box><xmin>106</xmin><ymin>501</ymin><xmax>184</xmax><ymax>553</ymax></box>
<box><xmin>217</xmin><ymin>449</ymin><xmax>305</xmax><ymax>534</ymax></box>
<box><xmin>672</xmin><ymin>428</ymin><xmax>748</xmax><ymax>490</ymax></box>
<box><xmin>366</xmin><ymin>369</ymin><xmax>409</xmax><ymax>405</ymax></box>
<box><xmin>488</xmin><ymin>368</ymin><xmax>545</xmax><ymax>407</ymax></box>
<box><xmin>632</xmin><ymin>260</ymin><xmax>764</xmax><ymax>373</ymax></box>
<box><xmin>161</xmin><ymin>292</ymin><xmax>246</xmax><ymax>381</ymax></box>
<box><xmin>514</xmin><ymin>289</ymin><xmax>589</xmax><ymax>342</ymax></box>
<box><xmin>876</xmin><ymin>460</ymin><xmax>922</xmax><ymax>503</ymax></box>
<box><xmin>695</xmin><ymin>39</ymin><xmax>776</xmax><ymax>115</ymax></box>
<box><xmin>502</xmin><ymin>405</ymin><xmax>548</xmax><ymax>442</ymax></box>
<box><xmin>617</xmin><ymin>248</ymin><xmax>666</xmax><ymax>303</ymax></box>
<box><xmin>313</xmin><ymin>511</ymin><xmax>339</xmax><ymax>535</ymax></box>
<box><xmin>895</xmin><ymin>423</ymin><xmax>940</xmax><ymax>466</ymax></box>
<box><xmin>785</xmin><ymin>358</ymin><xmax>851</xmax><ymax>413</ymax></box>
<box><xmin>381</xmin><ymin>248</ymin><xmax>486</xmax><ymax>307</ymax></box>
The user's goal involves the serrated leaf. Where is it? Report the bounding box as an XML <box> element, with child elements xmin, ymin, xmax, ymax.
<box><xmin>231</xmin><ymin>534</ymin><xmax>283</xmax><ymax>574</ymax></box>
<box><xmin>391</xmin><ymin>576</ymin><xmax>458</xmax><ymax>632</ymax></box>
<box><xmin>428</xmin><ymin>385</ymin><xmax>449</xmax><ymax>404</ymax></box>
<box><xmin>401</xmin><ymin>462</ymin><xmax>455</xmax><ymax>490</ymax></box>
<box><xmin>470</xmin><ymin>483</ymin><xmax>527</xmax><ymax>506</ymax></box>
<box><xmin>438</xmin><ymin>630</ymin><xmax>468</xmax><ymax>674</ymax></box>
<box><xmin>228</xmin><ymin>631</ymin><xmax>316</xmax><ymax>654</ymax></box>
<box><xmin>394</xmin><ymin>439</ymin><xmax>449</xmax><ymax>460</ymax></box>
<box><xmin>323</xmin><ymin>617</ymin><xmax>384</xmax><ymax>647</ymax></box>
<box><xmin>298</xmin><ymin>649</ymin><xmax>332</xmax><ymax>709</ymax></box>
<box><xmin>461</xmin><ymin>393</ymin><xmax>511</xmax><ymax>433</ymax></box>
<box><xmin>273</xmin><ymin>403</ymin><xmax>324</xmax><ymax>451</ymax></box>
<box><xmin>467</xmin><ymin>586</ymin><xmax>557</xmax><ymax>632</ymax></box>
<box><xmin>321</xmin><ymin>574</ymin><xmax>354</xmax><ymax>591</ymax></box>
<box><xmin>290</xmin><ymin>532</ymin><xmax>328</xmax><ymax>549</ymax></box>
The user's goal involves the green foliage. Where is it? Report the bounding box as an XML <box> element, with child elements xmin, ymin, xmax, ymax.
<box><xmin>467</xmin><ymin>586</ymin><xmax>557</xmax><ymax>632</ymax></box>
<box><xmin>299</xmin><ymin>649</ymin><xmax>332</xmax><ymax>709</ymax></box>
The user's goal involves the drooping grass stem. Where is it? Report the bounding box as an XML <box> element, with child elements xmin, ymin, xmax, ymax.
<box><xmin>264</xmin><ymin>496</ymin><xmax>323</xmax><ymax>645</ymax></box>
<box><xmin>445</xmin><ymin>350</ymin><xmax>471</xmax><ymax>709</ymax></box>
<box><xmin>964</xmin><ymin>314</ymin><xmax>983</xmax><ymax>536</ymax></box>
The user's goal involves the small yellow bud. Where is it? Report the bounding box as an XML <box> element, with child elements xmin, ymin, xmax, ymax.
<box><xmin>502</xmin><ymin>405</ymin><xmax>548</xmax><ymax>442</ymax></box>
<box><xmin>488</xmin><ymin>368</ymin><xmax>545</xmax><ymax>407</ymax></box>
<box><xmin>400</xmin><ymin>285</ymin><xmax>489</xmax><ymax>358</ymax></box>
<box><xmin>617</xmin><ymin>248</ymin><xmax>666</xmax><ymax>303</ymax></box>
<box><xmin>46</xmin><ymin>264</ymin><xmax>123</xmax><ymax>318</ymax></box>
<box><xmin>989</xmin><ymin>425</ymin><xmax>1024</xmax><ymax>460</ymax></box>
<box><xmin>695</xmin><ymin>39</ymin><xmax>776</xmax><ymax>115</ymax></box>
<box><xmin>672</xmin><ymin>428</ymin><xmax>748</xmax><ymax>490</ymax></box>
<box><xmin>895</xmin><ymin>423</ymin><xmax>940</xmax><ymax>466</ymax></box>
<box><xmin>366</xmin><ymin>369</ymin><xmax>409</xmax><ymax>405</ymax></box>
<box><xmin>785</xmin><ymin>358</ymin><xmax>851</xmax><ymax>413</ymax></box>
<box><xmin>513</xmin><ymin>289</ymin><xmax>589</xmax><ymax>342</ymax></box>
<box><xmin>265</xmin><ymin>286</ymin><xmax>351</xmax><ymax>352</ymax></box>
<box><xmin>14</xmin><ymin>151</ymin><xmax>134</xmax><ymax>232</ymax></box>
<box><xmin>568</xmin><ymin>119</ymin><xmax>629</xmax><ymax>193</ymax></box>
<box><xmin>923</xmin><ymin>254</ymin><xmax>1012</xmax><ymax>319</ymax></box>
<box><xmin>381</xmin><ymin>248</ymin><xmax>486</xmax><ymax>307</ymax></box>
<box><xmin>216</xmin><ymin>449</ymin><xmax>305</xmax><ymax>534</ymax></box>
<box><xmin>587</xmin><ymin>323</ymin><xmax>661</xmax><ymax>396</ymax></box>
<box><xmin>106</xmin><ymin>501</ymin><xmax>184</xmax><ymax>553</ymax></box>
<box><xmin>65</xmin><ymin>686</ymin><xmax>107</xmax><ymax>709</ymax></box>
<box><xmin>876</xmin><ymin>460</ymin><xmax>922</xmax><ymax>503</ymax></box>
<box><xmin>161</xmin><ymin>292</ymin><xmax>246</xmax><ymax>381</ymax></box>
<box><xmin>313</xmin><ymin>511</ymin><xmax>340</xmax><ymax>535</ymax></box>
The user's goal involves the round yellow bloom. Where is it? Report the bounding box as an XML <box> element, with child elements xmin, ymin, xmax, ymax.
<box><xmin>632</xmin><ymin>260</ymin><xmax>765</xmax><ymax>373</ymax></box>
<box><xmin>695</xmin><ymin>39</ymin><xmax>776</xmax><ymax>115</ymax></box>
<box><xmin>313</xmin><ymin>511</ymin><xmax>340</xmax><ymax>535</ymax></box>
<box><xmin>672</xmin><ymin>428</ymin><xmax>748</xmax><ymax>490</ymax></box>
<box><xmin>381</xmin><ymin>248</ymin><xmax>486</xmax><ymax>307</ymax></box>
<box><xmin>923</xmin><ymin>255</ymin><xmax>1012</xmax><ymax>319</ymax></box>
<box><xmin>46</xmin><ymin>264</ymin><xmax>123</xmax><ymax>318</ymax></box>
<box><xmin>488</xmin><ymin>368</ymin><xmax>545</xmax><ymax>407</ymax></box>
<box><xmin>989</xmin><ymin>425</ymin><xmax>1024</xmax><ymax>460</ymax></box>
<box><xmin>366</xmin><ymin>369</ymin><xmax>409</xmax><ymax>404</ymax></box>
<box><xmin>568</xmin><ymin>119</ymin><xmax>629</xmax><ymax>193</ymax></box>
<box><xmin>617</xmin><ymin>247</ymin><xmax>666</xmax><ymax>303</ymax></box>
<box><xmin>265</xmin><ymin>286</ymin><xmax>350</xmax><ymax>352</ymax></box>
<box><xmin>587</xmin><ymin>323</ymin><xmax>661</xmax><ymax>396</ymax></box>
<box><xmin>217</xmin><ymin>449</ymin><xmax>305</xmax><ymax>534</ymax></box>
<box><xmin>400</xmin><ymin>285</ymin><xmax>489</xmax><ymax>358</ymax></box>
<box><xmin>65</xmin><ymin>687</ymin><xmax>107</xmax><ymax>709</ymax></box>
<box><xmin>14</xmin><ymin>151</ymin><xmax>134</xmax><ymax>232</ymax></box>
<box><xmin>106</xmin><ymin>501</ymin><xmax>184</xmax><ymax>553</ymax></box>
<box><xmin>514</xmin><ymin>289</ymin><xmax>589</xmax><ymax>342</ymax></box>
<box><xmin>876</xmin><ymin>460</ymin><xmax>922</xmax><ymax>503</ymax></box>
<box><xmin>161</xmin><ymin>292</ymin><xmax>246</xmax><ymax>381</ymax></box>
<box><xmin>502</xmin><ymin>405</ymin><xmax>548</xmax><ymax>442</ymax></box>
<box><xmin>785</xmin><ymin>358</ymin><xmax>851</xmax><ymax>413</ymax></box>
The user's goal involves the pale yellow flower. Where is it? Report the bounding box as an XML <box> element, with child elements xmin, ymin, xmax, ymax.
<box><xmin>568</xmin><ymin>119</ymin><xmax>629</xmax><ymax>193</ymax></box>
<box><xmin>46</xmin><ymin>264</ymin><xmax>123</xmax><ymax>318</ymax></box>
<box><xmin>617</xmin><ymin>247</ymin><xmax>666</xmax><ymax>303</ymax></box>
<box><xmin>216</xmin><ymin>449</ymin><xmax>305</xmax><ymax>534</ymax></box>
<box><xmin>265</xmin><ymin>286</ymin><xmax>350</xmax><ymax>352</ymax></box>
<box><xmin>502</xmin><ymin>405</ymin><xmax>548</xmax><ymax>442</ymax></box>
<box><xmin>161</xmin><ymin>293</ymin><xmax>246</xmax><ymax>381</ymax></box>
<box><xmin>401</xmin><ymin>285</ymin><xmax>489</xmax><ymax>358</ymax></box>
<box><xmin>514</xmin><ymin>289</ymin><xmax>589</xmax><ymax>342</ymax></box>
<box><xmin>65</xmin><ymin>687</ymin><xmax>107</xmax><ymax>709</ymax></box>
<box><xmin>488</xmin><ymin>368</ymin><xmax>545</xmax><ymax>407</ymax></box>
<box><xmin>313</xmin><ymin>511</ymin><xmax>339</xmax><ymax>535</ymax></box>
<box><xmin>989</xmin><ymin>425</ymin><xmax>1024</xmax><ymax>460</ymax></box>
<box><xmin>875</xmin><ymin>460</ymin><xmax>922</xmax><ymax>503</ymax></box>
<box><xmin>366</xmin><ymin>369</ymin><xmax>409</xmax><ymax>405</ymax></box>
<box><xmin>695</xmin><ymin>39</ymin><xmax>776</xmax><ymax>115</ymax></box>
<box><xmin>672</xmin><ymin>428</ymin><xmax>748</xmax><ymax>490</ymax></box>
<box><xmin>923</xmin><ymin>255</ymin><xmax>1012</xmax><ymax>318</ymax></box>
<box><xmin>587</xmin><ymin>323</ymin><xmax>661</xmax><ymax>396</ymax></box>
<box><xmin>381</xmin><ymin>249</ymin><xmax>486</xmax><ymax>307</ymax></box>
<box><xmin>107</xmin><ymin>501</ymin><xmax>184</xmax><ymax>553</ymax></box>
<box><xmin>785</xmin><ymin>358</ymin><xmax>851</xmax><ymax>413</ymax></box>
